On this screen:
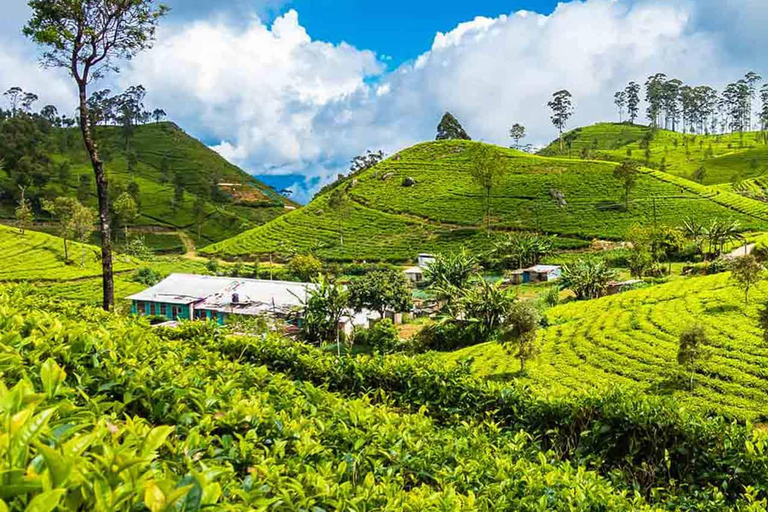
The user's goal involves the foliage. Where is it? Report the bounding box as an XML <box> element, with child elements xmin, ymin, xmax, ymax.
<box><xmin>560</xmin><ymin>258</ymin><xmax>617</xmax><ymax>300</ymax></box>
<box><xmin>134</xmin><ymin>266</ymin><xmax>163</xmax><ymax>286</ymax></box>
<box><xmin>613</xmin><ymin>159</ymin><xmax>640</xmax><ymax>209</ymax></box>
<box><xmin>469</xmin><ymin>145</ymin><xmax>505</xmax><ymax>231</ymax></box>
<box><xmin>435</xmin><ymin>112</ymin><xmax>471</xmax><ymax>140</ymax></box>
<box><xmin>454</xmin><ymin>280</ymin><xmax>516</xmax><ymax>341</ymax></box>
<box><xmin>15</xmin><ymin>190</ymin><xmax>33</xmax><ymax>234</ymax></box>
<box><xmin>499</xmin><ymin>301</ymin><xmax>542</xmax><ymax>372</ymax></box>
<box><xmin>493</xmin><ymin>232</ymin><xmax>555</xmax><ymax>270</ymax></box>
<box><xmin>286</xmin><ymin>254</ymin><xmax>323</xmax><ymax>281</ymax></box>
<box><xmin>348</xmin><ymin>269</ymin><xmax>412</xmax><ymax>317</ymax></box>
<box><xmin>548</xmin><ymin>90</ymin><xmax>574</xmax><ymax>150</ymax></box>
<box><xmin>424</xmin><ymin>249</ymin><xmax>481</xmax><ymax>300</ymax></box>
<box><xmin>297</xmin><ymin>275</ymin><xmax>349</xmax><ymax>346</ymax></box>
<box><xmin>678</xmin><ymin>324</ymin><xmax>710</xmax><ymax>391</ymax></box>
<box><xmin>355</xmin><ymin>319</ymin><xmax>400</xmax><ymax>355</ymax></box>
<box><xmin>509</xmin><ymin>123</ymin><xmax>526</xmax><ymax>149</ymax></box>
<box><xmin>730</xmin><ymin>254</ymin><xmax>764</xmax><ymax>304</ymax></box>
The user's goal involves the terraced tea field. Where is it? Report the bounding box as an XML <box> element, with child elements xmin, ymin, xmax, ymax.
<box><xmin>445</xmin><ymin>273</ymin><xmax>768</xmax><ymax>420</ymax></box>
<box><xmin>540</xmin><ymin>123</ymin><xmax>768</xmax><ymax>186</ymax></box>
<box><xmin>205</xmin><ymin>140</ymin><xmax>768</xmax><ymax>261</ymax></box>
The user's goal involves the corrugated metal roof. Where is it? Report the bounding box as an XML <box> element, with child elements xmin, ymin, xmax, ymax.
<box><xmin>126</xmin><ymin>274</ymin><xmax>313</xmax><ymax>311</ymax></box>
<box><xmin>528</xmin><ymin>265</ymin><xmax>561</xmax><ymax>273</ymax></box>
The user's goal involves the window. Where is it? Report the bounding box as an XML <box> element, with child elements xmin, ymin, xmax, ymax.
<box><xmin>137</xmin><ymin>302</ymin><xmax>146</xmax><ymax>315</ymax></box>
<box><xmin>149</xmin><ymin>303</ymin><xmax>156</xmax><ymax>316</ymax></box>
<box><xmin>172</xmin><ymin>306</ymin><xmax>181</xmax><ymax>320</ymax></box>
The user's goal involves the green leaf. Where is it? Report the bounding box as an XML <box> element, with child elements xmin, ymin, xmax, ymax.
<box><xmin>0</xmin><ymin>483</ymin><xmax>44</xmax><ymax>499</ymax></box>
<box><xmin>40</xmin><ymin>359</ymin><xmax>66</xmax><ymax>398</ymax></box>
<box><xmin>140</xmin><ymin>426</ymin><xmax>174</xmax><ymax>458</ymax></box>
<box><xmin>36</xmin><ymin>443</ymin><xmax>73</xmax><ymax>488</ymax></box>
<box><xmin>12</xmin><ymin>407</ymin><xmax>58</xmax><ymax>468</ymax></box>
<box><xmin>23</xmin><ymin>490</ymin><xmax>65</xmax><ymax>512</ymax></box>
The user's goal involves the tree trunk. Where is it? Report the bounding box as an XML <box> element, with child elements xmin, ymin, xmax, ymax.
<box><xmin>63</xmin><ymin>238</ymin><xmax>68</xmax><ymax>261</ymax></box>
<box><xmin>520</xmin><ymin>356</ymin><xmax>525</xmax><ymax>373</ymax></box>
<box><xmin>78</xmin><ymin>84</ymin><xmax>114</xmax><ymax>311</ymax></box>
<box><xmin>559</xmin><ymin>129</ymin><xmax>564</xmax><ymax>152</ymax></box>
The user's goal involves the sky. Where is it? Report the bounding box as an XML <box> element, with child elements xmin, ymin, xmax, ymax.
<box><xmin>2</xmin><ymin>0</ymin><xmax>768</xmax><ymax>203</ymax></box>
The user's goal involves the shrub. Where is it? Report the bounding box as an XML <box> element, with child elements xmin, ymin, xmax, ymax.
<box><xmin>355</xmin><ymin>319</ymin><xmax>400</xmax><ymax>354</ymax></box>
<box><xmin>134</xmin><ymin>266</ymin><xmax>162</xmax><ymax>286</ymax></box>
<box><xmin>287</xmin><ymin>254</ymin><xmax>323</xmax><ymax>281</ymax></box>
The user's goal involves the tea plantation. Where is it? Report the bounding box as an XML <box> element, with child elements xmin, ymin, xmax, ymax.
<box><xmin>0</xmin><ymin>121</ymin><xmax>294</xmax><ymax>248</ymax></box>
<box><xmin>204</xmin><ymin>139</ymin><xmax>768</xmax><ymax>262</ymax></box>
<box><xmin>539</xmin><ymin>123</ymin><xmax>768</xmax><ymax>186</ymax></box>
<box><xmin>444</xmin><ymin>272</ymin><xmax>768</xmax><ymax>420</ymax></box>
<box><xmin>8</xmin><ymin>286</ymin><xmax>768</xmax><ymax>510</ymax></box>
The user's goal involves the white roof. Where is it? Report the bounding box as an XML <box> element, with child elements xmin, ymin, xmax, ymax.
<box><xmin>127</xmin><ymin>274</ymin><xmax>314</xmax><ymax>314</ymax></box>
<box><xmin>404</xmin><ymin>266</ymin><xmax>424</xmax><ymax>275</ymax></box>
<box><xmin>528</xmin><ymin>265</ymin><xmax>561</xmax><ymax>273</ymax></box>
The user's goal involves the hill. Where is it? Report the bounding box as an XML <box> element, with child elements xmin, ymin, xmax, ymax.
<box><xmin>442</xmin><ymin>272</ymin><xmax>768</xmax><ymax>420</ymax></box>
<box><xmin>203</xmin><ymin>139</ymin><xmax>768</xmax><ymax>262</ymax></box>
<box><xmin>0</xmin><ymin>117</ymin><xmax>295</xmax><ymax>251</ymax></box>
<box><xmin>539</xmin><ymin>122</ymin><xmax>768</xmax><ymax>186</ymax></box>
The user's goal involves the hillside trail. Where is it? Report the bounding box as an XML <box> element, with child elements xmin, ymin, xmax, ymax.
<box><xmin>726</xmin><ymin>243</ymin><xmax>755</xmax><ymax>259</ymax></box>
<box><xmin>178</xmin><ymin>231</ymin><xmax>203</xmax><ymax>260</ymax></box>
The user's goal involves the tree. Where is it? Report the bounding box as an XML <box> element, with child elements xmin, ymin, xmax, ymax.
<box><xmin>436</xmin><ymin>112</ymin><xmax>471</xmax><ymax>141</ymax></box>
<box><xmin>613</xmin><ymin>160</ymin><xmax>640</xmax><ymax>210</ymax></box>
<box><xmin>327</xmin><ymin>187</ymin><xmax>351</xmax><ymax>246</ymax></box>
<box><xmin>625</xmin><ymin>82</ymin><xmax>641</xmax><ymax>124</ymax></box>
<box><xmin>4</xmin><ymin>87</ymin><xmax>23</xmax><ymax>115</ymax></box>
<box><xmin>348</xmin><ymin>269</ymin><xmax>412</xmax><ymax>320</ymax></box>
<box><xmin>509</xmin><ymin>123</ymin><xmax>526</xmax><ymax>149</ymax></box>
<box><xmin>424</xmin><ymin>250</ymin><xmax>481</xmax><ymax>302</ymax></box>
<box><xmin>492</xmin><ymin>232</ymin><xmax>553</xmax><ymax>271</ymax></box>
<box><xmin>297</xmin><ymin>276</ymin><xmax>349</xmax><ymax>353</ymax></box>
<box><xmin>560</xmin><ymin>258</ymin><xmax>616</xmax><ymax>300</ymax></box>
<box><xmin>677</xmin><ymin>325</ymin><xmax>709</xmax><ymax>391</ymax></box>
<box><xmin>113</xmin><ymin>192</ymin><xmax>138</xmax><ymax>242</ymax></box>
<box><xmin>548</xmin><ymin>90</ymin><xmax>574</xmax><ymax>151</ymax></box>
<box><xmin>500</xmin><ymin>301</ymin><xmax>541</xmax><ymax>373</ymax></box>
<box><xmin>152</xmin><ymin>108</ymin><xmax>166</xmax><ymax>124</ymax></box>
<box><xmin>72</xmin><ymin>203</ymin><xmax>97</xmax><ymax>267</ymax></box>
<box><xmin>692</xmin><ymin>165</ymin><xmax>707</xmax><ymax>184</ymax></box>
<box><xmin>173</xmin><ymin>170</ymin><xmax>185</xmax><ymax>207</ymax></box>
<box><xmin>126</xmin><ymin>148</ymin><xmax>139</xmax><ymax>178</ymax></box>
<box><xmin>15</xmin><ymin>187</ymin><xmax>33</xmax><ymax>234</ymax></box>
<box><xmin>350</xmin><ymin>150</ymin><xmax>385</xmax><ymax>174</ymax></box>
<box><xmin>614</xmin><ymin>91</ymin><xmax>627</xmax><ymax>123</ymax></box>
<box><xmin>730</xmin><ymin>254</ymin><xmax>764</xmax><ymax>305</ymax></box>
<box><xmin>470</xmin><ymin>145</ymin><xmax>505</xmax><ymax>232</ymax></box>
<box><xmin>455</xmin><ymin>280</ymin><xmax>516</xmax><ymax>341</ymax></box>
<box><xmin>288</xmin><ymin>254</ymin><xmax>323</xmax><ymax>281</ymax></box>
<box><xmin>25</xmin><ymin>0</ymin><xmax>168</xmax><ymax>311</ymax></box>
<box><xmin>43</xmin><ymin>197</ymin><xmax>84</xmax><ymax>260</ymax></box>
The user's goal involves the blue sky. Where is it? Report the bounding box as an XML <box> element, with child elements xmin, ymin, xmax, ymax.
<box><xmin>168</xmin><ymin>1</ymin><xmax>560</xmax><ymax>67</ymax></box>
<box><xmin>2</xmin><ymin>0</ymin><xmax>768</xmax><ymax>203</ymax></box>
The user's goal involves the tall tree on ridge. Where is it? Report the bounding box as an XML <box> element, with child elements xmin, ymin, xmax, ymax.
<box><xmin>625</xmin><ymin>81</ymin><xmax>641</xmax><ymax>124</ymax></box>
<box><xmin>548</xmin><ymin>90</ymin><xmax>574</xmax><ymax>151</ymax></box>
<box><xmin>614</xmin><ymin>91</ymin><xmax>627</xmax><ymax>123</ymax></box>
<box><xmin>509</xmin><ymin>123</ymin><xmax>526</xmax><ymax>149</ymax></box>
<box><xmin>436</xmin><ymin>112</ymin><xmax>471</xmax><ymax>141</ymax></box>
<box><xmin>25</xmin><ymin>0</ymin><xmax>168</xmax><ymax>311</ymax></box>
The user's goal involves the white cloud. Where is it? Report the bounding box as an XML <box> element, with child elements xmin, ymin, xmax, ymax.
<box><xmin>121</xmin><ymin>9</ymin><xmax>384</xmax><ymax>168</ymax></box>
<box><xmin>2</xmin><ymin>0</ymin><xmax>768</xmax><ymax>204</ymax></box>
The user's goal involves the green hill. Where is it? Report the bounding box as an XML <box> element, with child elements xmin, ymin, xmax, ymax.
<box><xmin>203</xmin><ymin>139</ymin><xmax>768</xmax><ymax>262</ymax></box>
<box><xmin>442</xmin><ymin>272</ymin><xmax>768</xmax><ymax>421</ymax></box>
<box><xmin>0</xmin><ymin>118</ymin><xmax>295</xmax><ymax>251</ymax></box>
<box><xmin>539</xmin><ymin>122</ymin><xmax>768</xmax><ymax>186</ymax></box>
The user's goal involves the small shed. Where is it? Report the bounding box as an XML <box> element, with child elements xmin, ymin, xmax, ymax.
<box><xmin>509</xmin><ymin>265</ymin><xmax>562</xmax><ymax>285</ymax></box>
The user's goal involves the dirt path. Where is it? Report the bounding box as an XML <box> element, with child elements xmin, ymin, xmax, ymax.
<box><xmin>726</xmin><ymin>243</ymin><xmax>755</xmax><ymax>259</ymax></box>
<box><xmin>178</xmin><ymin>231</ymin><xmax>199</xmax><ymax>259</ymax></box>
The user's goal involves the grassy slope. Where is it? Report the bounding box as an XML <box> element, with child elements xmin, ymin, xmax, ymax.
<box><xmin>0</xmin><ymin>223</ymin><xmax>208</xmax><ymax>304</ymax></box>
<box><xmin>539</xmin><ymin>122</ymin><xmax>768</xmax><ymax>185</ymax></box>
<box><xmin>443</xmin><ymin>273</ymin><xmax>768</xmax><ymax>420</ymax></box>
<box><xmin>204</xmin><ymin>140</ymin><xmax>768</xmax><ymax>262</ymax></box>
<box><xmin>0</xmin><ymin>122</ymin><xmax>294</xmax><ymax>248</ymax></box>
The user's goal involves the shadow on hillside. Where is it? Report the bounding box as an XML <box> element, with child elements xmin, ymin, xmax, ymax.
<box><xmin>648</xmin><ymin>374</ymin><xmax>689</xmax><ymax>396</ymax></box>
